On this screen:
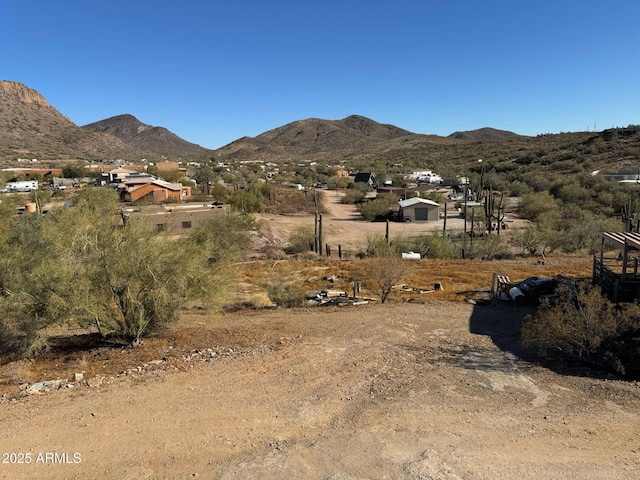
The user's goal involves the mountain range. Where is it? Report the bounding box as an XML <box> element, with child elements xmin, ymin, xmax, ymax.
<box><xmin>82</xmin><ymin>114</ymin><xmax>211</xmax><ymax>159</ymax></box>
<box><xmin>0</xmin><ymin>80</ymin><xmax>637</xmax><ymax>171</ymax></box>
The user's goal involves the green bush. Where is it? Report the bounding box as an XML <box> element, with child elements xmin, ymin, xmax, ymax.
<box><xmin>519</xmin><ymin>191</ymin><xmax>558</xmax><ymax>222</ymax></box>
<box><xmin>341</xmin><ymin>189</ymin><xmax>365</xmax><ymax>204</ymax></box>
<box><xmin>357</xmin><ymin>192</ymin><xmax>398</xmax><ymax>221</ymax></box>
<box><xmin>365</xmin><ymin>234</ymin><xmax>395</xmax><ymax>258</ymax></box>
<box><xmin>288</xmin><ymin>225</ymin><xmax>315</xmax><ymax>253</ymax></box>
<box><xmin>261</xmin><ymin>281</ymin><xmax>306</xmax><ymax>307</ymax></box>
<box><xmin>0</xmin><ymin>190</ymin><xmax>252</xmax><ymax>356</ymax></box>
<box><xmin>507</xmin><ymin>180</ymin><xmax>533</xmax><ymax>197</ymax></box>
<box><xmin>229</xmin><ymin>190</ymin><xmax>264</xmax><ymax>213</ymax></box>
<box><xmin>471</xmin><ymin>234</ymin><xmax>512</xmax><ymax>260</ymax></box>
<box><xmin>396</xmin><ymin>233</ymin><xmax>461</xmax><ymax>259</ymax></box>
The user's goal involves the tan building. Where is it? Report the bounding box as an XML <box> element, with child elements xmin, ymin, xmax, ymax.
<box><xmin>121</xmin><ymin>178</ymin><xmax>191</xmax><ymax>203</ymax></box>
<box><xmin>124</xmin><ymin>203</ymin><xmax>227</xmax><ymax>235</ymax></box>
<box><xmin>154</xmin><ymin>161</ymin><xmax>180</xmax><ymax>172</ymax></box>
<box><xmin>398</xmin><ymin>197</ymin><xmax>440</xmax><ymax>222</ymax></box>
<box><xmin>331</xmin><ymin>165</ymin><xmax>350</xmax><ymax>177</ymax></box>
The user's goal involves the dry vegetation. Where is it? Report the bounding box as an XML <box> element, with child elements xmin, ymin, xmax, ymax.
<box><xmin>0</xmin><ymin>253</ymin><xmax>593</xmax><ymax>397</ymax></box>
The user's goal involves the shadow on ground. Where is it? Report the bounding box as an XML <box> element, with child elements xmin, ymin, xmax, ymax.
<box><xmin>468</xmin><ymin>301</ymin><xmax>611</xmax><ymax>379</ymax></box>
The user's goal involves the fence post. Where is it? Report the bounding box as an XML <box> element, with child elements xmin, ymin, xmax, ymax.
<box><xmin>318</xmin><ymin>214</ymin><xmax>323</xmax><ymax>257</ymax></box>
<box><xmin>385</xmin><ymin>220</ymin><xmax>389</xmax><ymax>244</ymax></box>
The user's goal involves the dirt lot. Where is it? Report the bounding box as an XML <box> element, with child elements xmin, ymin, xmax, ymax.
<box><xmin>1</xmin><ymin>302</ymin><xmax>639</xmax><ymax>479</ymax></box>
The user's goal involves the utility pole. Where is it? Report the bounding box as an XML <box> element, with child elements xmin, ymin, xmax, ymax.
<box><xmin>463</xmin><ymin>174</ymin><xmax>468</xmax><ymax>254</ymax></box>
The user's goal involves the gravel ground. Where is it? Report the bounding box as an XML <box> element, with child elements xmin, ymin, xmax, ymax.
<box><xmin>1</xmin><ymin>302</ymin><xmax>639</xmax><ymax>479</ymax></box>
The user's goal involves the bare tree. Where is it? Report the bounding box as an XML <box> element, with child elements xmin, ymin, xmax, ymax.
<box><xmin>363</xmin><ymin>257</ymin><xmax>410</xmax><ymax>303</ymax></box>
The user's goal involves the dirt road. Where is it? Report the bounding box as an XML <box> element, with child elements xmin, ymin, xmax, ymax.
<box><xmin>256</xmin><ymin>190</ymin><xmax>524</xmax><ymax>253</ymax></box>
<box><xmin>1</xmin><ymin>302</ymin><xmax>639</xmax><ymax>479</ymax></box>
<box><xmin>257</xmin><ymin>190</ymin><xmax>528</xmax><ymax>253</ymax></box>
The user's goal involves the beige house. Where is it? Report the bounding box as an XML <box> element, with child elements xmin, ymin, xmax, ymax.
<box><xmin>124</xmin><ymin>203</ymin><xmax>227</xmax><ymax>235</ymax></box>
<box><xmin>398</xmin><ymin>197</ymin><xmax>439</xmax><ymax>222</ymax></box>
<box><xmin>154</xmin><ymin>161</ymin><xmax>180</xmax><ymax>172</ymax></box>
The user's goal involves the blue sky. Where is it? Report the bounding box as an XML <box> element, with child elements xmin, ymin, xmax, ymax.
<box><xmin>2</xmin><ymin>0</ymin><xmax>639</xmax><ymax>149</ymax></box>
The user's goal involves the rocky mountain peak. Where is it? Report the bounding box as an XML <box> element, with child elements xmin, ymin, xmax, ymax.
<box><xmin>0</xmin><ymin>80</ymin><xmax>51</xmax><ymax>107</ymax></box>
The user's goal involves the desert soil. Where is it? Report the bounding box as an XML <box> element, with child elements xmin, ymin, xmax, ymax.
<box><xmin>1</xmin><ymin>302</ymin><xmax>639</xmax><ymax>479</ymax></box>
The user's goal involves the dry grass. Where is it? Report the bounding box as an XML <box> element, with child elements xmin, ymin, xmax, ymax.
<box><xmin>263</xmin><ymin>187</ymin><xmax>327</xmax><ymax>215</ymax></box>
<box><xmin>0</xmin><ymin>253</ymin><xmax>594</xmax><ymax>396</ymax></box>
<box><xmin>238</xmin><ymin>252</ymin><xmax>593</xmax><ymax>304</ymax></box>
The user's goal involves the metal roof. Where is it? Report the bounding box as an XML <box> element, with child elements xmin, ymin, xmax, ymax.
<box><xmin>398</xmin><ymin>197</ymin><xmax>439</xmax><ymax>208</ymax></box>
<box><xmin>602</xmin><ymin>232</ymin><xmax>640</xmax><ymax>250</ymax></box>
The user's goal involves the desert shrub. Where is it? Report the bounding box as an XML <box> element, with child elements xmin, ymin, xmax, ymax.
<box><xmin>262</xmin><ymin>245</ymin><xmax>288</xmax><ymax>260</ymax></box>
<box><xmin>188</xmin><ymin>212</ymin><xmax>255</xmax><ymax>262</ymax></box>
<box><xmin>209</xmin><ymin>183</ymin><xmax>230</xmax><ymax>202</ymax></box>
<box><xmin>228</xmin><ymin>190</ymin><xmax>264</xmax><ymax>213</ymax></box>
<box><xmin>400</xmin><ymin>233</ymin><xmax>461</xmax><ymax>259</ymax></box>
<box><xmin>364</xmin><ymin>234</ymin><xmax>395</xmax><ymax>257</ymax></box>
<box><xmin>62</xmin><ymin>162</ymin><xmax>89</xmax><ymax>179</ymax></box>
<box><xmin>341</xmin><ymin>189</ymin><xmax>365</xmax><ymax>204</ymax></box>
<box><xmin>0</xmin><ymin>190</ymin><xmax>252</xmax><ymax>356</ymax></box>
<box><xmin>518</xmin><ymin>171</ymin><xmax>554</xmax><ymax>192</ymax></box>
<box><xmin>471</xmin><ymin>234</ymin><xmax>512</xmax><ymax>260</ymax></box>
<box><xmin>557</xmin><ymin>209</ymin><xmax>623</xmax><ymax>254</ymax></box>
<box><xmin>522</xmin><ymin>283</ymin><xmax>640</xmax><ymax>376</ymax></box>
<box><xmin>288</xmin><ymin>225</ymin><xmax>315</xmax><ymax>253</ymax></box>
<box><xmin>519</xmin><ymin>191</ymin><xmax>558</xmax><ymax>222</ymax></box>
<box><xmin>261</xmin><ymin>281</ymin><xmax>306</xmax><ymax>307</ymax></box>
<box><xmin>258</xmin><ymin>261</ymin><xmax>311</xmax><ymax>307</ymax></box>
<box><xmin>550</xmin><ymin>181</ymin><xmax>590</xmax><ymax>204</ymax></box>
<box><xmin>366</xmin><ymin>233</ymin><xmax>461</xmax><ymax>260</ymax></box>
<box><xmin>507</xmin><ymin>180</ymin><xmax>532</xmax><ymax>197</ymax></box>
<box><xmin>0</xmin><ymin>194</ymin><xmax>16</xmax><ymax>241</ymax></box>
<box><xmin>357</xmin><ymin>192</ymin><xmax>398</xmax><ymax>221</ymax></box>
<box><xmin>508</xmin><ymin>214</ymin><xmax>562</xmax><ymax>258</ymax></box>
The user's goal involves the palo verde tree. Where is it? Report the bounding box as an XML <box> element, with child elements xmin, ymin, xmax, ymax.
<box><xmin>0</xmin><ymin>188</ymin><xmax>251</xmax><ymax>356</ymax></box>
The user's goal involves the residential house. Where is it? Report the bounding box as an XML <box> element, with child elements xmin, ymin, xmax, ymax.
<box><xmin>154</xmin><ymin>161</ymin><xmax>180</xmax><ymax>172</ymax></box>
<box><xmin>124</xmin><ymin>203</ymin><xmax>227</xmax><ymax>235</ymax></box>
<box><xmin>353</xmin><ymin>172</ymin><xmax>376</xmax><ymax>186</ymax></box>
<box><xmin>96</xmin><ymin>167</ymin><xmax>143</xmax><ymax>186</ymax></box>
<box><xmin>120</xmin><ymin>178</ymin><xmax>191</xmax><ymax>203</ymax></box>
<box><xmin>376</xmin><ymin>186</ymin><xmax>408</xmax><ymax>200</ymax></box>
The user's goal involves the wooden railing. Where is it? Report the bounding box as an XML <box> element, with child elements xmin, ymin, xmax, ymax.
<box><xmin>593</xmin><ymin>256</ymin><xmax>640</xmax><ymax>302</ymax></box>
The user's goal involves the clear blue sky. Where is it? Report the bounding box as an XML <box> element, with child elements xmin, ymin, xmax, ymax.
<box><xmin>2</xmin><ymin>0</ymin><xmax>639</xmax><ymax>149</ymax></box>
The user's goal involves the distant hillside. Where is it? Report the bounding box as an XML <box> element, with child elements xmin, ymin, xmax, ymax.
<box><xmin>213</xmin><ymin>115</ymin><xmax>416</xmax><ymax>162</ymax></box>
<box><xmin>1</xmin><ymin>80</ymin><xmax>637</xmax><ymax>173</ymax></box>
<box><xmin>213</xmin><ymin>115</ymin><xmax>640</xmax><ymax>173</ymax></box>
<box><xmin>83</xmin><ymin>114</ymin><xmax>213</xmax><ymax>160</ymax></box>
<box><xmin>448</xmin><ymin>127</ymin><xmax>524</xmax><ymax>141</ymax></box>
<box><xmin>0</xmin><ymin>80</ymin><xmax>155</xmax><ymax>162</ymax></box>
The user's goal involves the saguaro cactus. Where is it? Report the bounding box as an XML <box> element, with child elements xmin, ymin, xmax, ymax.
<box><xmin>484</xmin><ymin>186</ymin><xmax>506</xmax><ymax>236</ymax></box>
